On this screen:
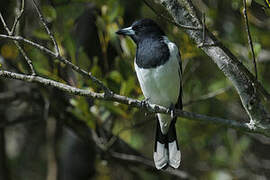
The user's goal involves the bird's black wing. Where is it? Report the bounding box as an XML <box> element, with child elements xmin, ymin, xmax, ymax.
<box><xmin>175</xmin><ymin>51</ymin><xmax>183</xmax><ymax>110</ymax></box>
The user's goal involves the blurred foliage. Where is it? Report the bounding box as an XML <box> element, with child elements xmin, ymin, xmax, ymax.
<box><xmin>1</xmin><ymin>0</ymin><xmax>270</xmax><ymax>180</ymax></box>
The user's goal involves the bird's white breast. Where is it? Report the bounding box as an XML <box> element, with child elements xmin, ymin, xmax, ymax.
<box><xmin>134</xmin><ymin>39</ymin><xmax>181</xmax><ymax>108</ymax></box>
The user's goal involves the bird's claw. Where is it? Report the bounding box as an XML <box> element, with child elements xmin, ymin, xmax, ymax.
<box><xmin>168</xmin><ymin>104</ymin><xmax>176</xmax><ymax>119</ymax></box>
<box><xmin>141</xmin><ymin>97</ymin><xmax>150</xmax><ymax>107</ymax></box>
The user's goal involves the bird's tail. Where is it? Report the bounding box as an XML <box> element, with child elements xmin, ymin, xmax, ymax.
<box><xmin>167</xmin><ymin>118</ymin><xmax>181</xmax><ymax>168</ymax></box>
<box><xmin>154</xmin><ymin>117</ymin><xmax>181</xmax><ymax>169</ymax></box>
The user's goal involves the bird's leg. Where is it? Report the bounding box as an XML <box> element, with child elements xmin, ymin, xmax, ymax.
<box><xmin>140</xmin><ymin>97</ymin><xmax>150</xmax><ymax>107</ymax></box>
<box><xmin>168</xmin><ymin>104</ymin><xmax>176</xmax><ymax>119</ymax></box>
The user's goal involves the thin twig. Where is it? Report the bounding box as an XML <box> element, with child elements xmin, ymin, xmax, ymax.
<box><xmin>11</xmin><ymin>0</ymin><xmax>25</xmax><ymax>35</ymax></box>
<box><xmin>32</xmin><ymin>0</ymin><xmax>60</xmax><ymax>57</ymax></box>
<box><xmin>0</xmin><ymin>13</ymin><xmax>11</xmax><ymax>34</ymax></box>
<box><xmin>0</xmin><ymin>34</ymin><xmax>112</xmax><ymax>94</ymax></box>
<box><xmin>15</xmin><ymin>42</ymin><xmax>36</xmax><ymax>75</ymax></box>
<box><xmin>0</xmin><ymin>34</ymin><xmax>58</xmax><ymax>56</ymax></box>
<box><xmin>243</xmin><ymin>0</ymin><xmax>258</xmax><ymax>80</ymax></box>
<box><xmin>0</xmin><ymin>12</ymin><xmax>36</xmax><ymax>75</ymax></box>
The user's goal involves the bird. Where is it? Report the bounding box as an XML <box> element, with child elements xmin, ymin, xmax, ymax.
<box><xmin>116</xmin><ymin>19</ymin><xmax>182</xmax><ymax>169</ymax></box>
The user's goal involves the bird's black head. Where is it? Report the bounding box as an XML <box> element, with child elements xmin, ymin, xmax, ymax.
<box><xmin>116</xmin><ymin>19</ymin><xmax>165</xmax><ymax>44</ymax></box>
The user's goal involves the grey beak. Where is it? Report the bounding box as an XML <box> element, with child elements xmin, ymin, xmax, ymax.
<box><xmin>116</xmin><ymin>27</ymin><xmax>135</xmax><ymax>36</ymax></box>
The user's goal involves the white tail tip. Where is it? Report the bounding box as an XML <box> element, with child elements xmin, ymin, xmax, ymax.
<box><xmin>168</xmin><ymin>141</ymin><xmax>181</xmax><ymax>168</ymax></box>
<box><xmin>153</xmin><ymin>142</ymin><xmax>168</xmax><ymax>169</ymax></box>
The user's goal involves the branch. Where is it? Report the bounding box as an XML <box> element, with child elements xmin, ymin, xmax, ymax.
<box><xmin>11</xmin><ymin>0</ymin><xmax>25</xmax><ymax>35</ymax></box>
<box><xmin>0</xmin><ymin>70</ymin><xmax>269</xmax><ymax>136</ymax></box>
<box><xmin>154</xmin><ymin>0</ymin><xmax>270</xmax><ymax>130</ymax></box>
<box><xmin>0</xmin><ymin>0</ymin><xmax>112</xmax><ymax>94</ymax></box>
<box><xmin>0</xmin><ymin>34</ymin><xmax>112</xmax><ymax>94</ymax></box>
<box><xmin>0</xmin><ymin>4</ymin><xmax>36</xmax><ymax>75</ymax></box>
<box><xmin>32</xmin><ymin>0</ymin><xmax>60</xmax><ymax>57</ymax></box>
<box><xmin>243</xmin><ymin>0</ymin><xmax>258</xmax><ymax>80</ymax></box>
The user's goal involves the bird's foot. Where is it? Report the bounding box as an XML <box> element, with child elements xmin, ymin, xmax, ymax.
<box><xmin>168</xmin><ymin>104</ymin><xmax>176</xmax><ymax>119</ymax></box>
<box><xmin>141</xmin><ymin>97</ymin><xmax>150</xmax><ymax>107</ymax></box>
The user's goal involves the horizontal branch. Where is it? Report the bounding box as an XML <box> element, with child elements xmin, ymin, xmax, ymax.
<box><xmin>1</xmin><ymin>70</ymin><xmax>269</xmax><ymax>137</ymax></box>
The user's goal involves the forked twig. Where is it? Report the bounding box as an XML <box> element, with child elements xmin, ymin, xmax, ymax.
<box><xmin>11</xmin><ymin>0</ymin><xmax>25</xmax><ymax>35</ymax></box>
<box><xmin>0</xmin><ymin>9</ymin><xmax>36</xmax><ymax>75</ymax></box>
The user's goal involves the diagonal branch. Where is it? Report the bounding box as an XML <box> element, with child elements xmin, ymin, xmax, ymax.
<box><xmin>32</xmin><ymin>0</ymin><xmax>60</xmax><ymax>57</ymax></box>
<box><xmin>0</xmin><ymin>70</ymin><xmax>269</xmax><ymax>137</ymax></box>
<box><xmin>154</xmin><ymin>0</ymin><xmax>270</xmax><ymax>130</ymax></box>
<box><xmin>0</xmin><ymin>9</ymin><xmax>36</xmax><ymax>75</ymax></box>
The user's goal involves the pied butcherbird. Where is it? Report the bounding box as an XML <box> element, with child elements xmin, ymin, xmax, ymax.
<box><xmin>116</xmin><ymin>19</ymin><xmax>182</xmax><ymax>169</ymax></box>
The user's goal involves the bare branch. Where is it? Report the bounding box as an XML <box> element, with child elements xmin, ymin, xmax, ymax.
<box><xmin>243</xmin><ymin>0</ymin><xmax>258</xmax><ymax>80</ymax></box>
<box><xmin>11</xmin><ymin>0</ymin><xmax>25</xmax><ymax>35</ymax></box>
<box><xmin>0</xmin><ymin>34</ymin><xmax>58</xmax><ymax>56</ymax></box>
<box><xmin>0</xmin><ymin>12</ymin><xmax>36</xmax><ymax>75</ymax></box>
<box><xmin>0</xmin><ymin>13</ymin><xmax>11</xmax><ymax>34</ymax></box>
<box><xmin>0</xmin><ymin>70</ymin><xmax>269</xmax><ymax>136</ymax></box>
<box><xmin>15</xmin><ymin>42</ymin><xmax>36</xmax><ymax>75</ymax></box>
<box><xmin>32</xmin><ymin>0</ymin><xmax>60</xmax><ymax>57</ymax></box>
<box><xmin>0</xmin><ymin>34</ymin><xmax>112</xmax><ymax>94</ymax></box>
